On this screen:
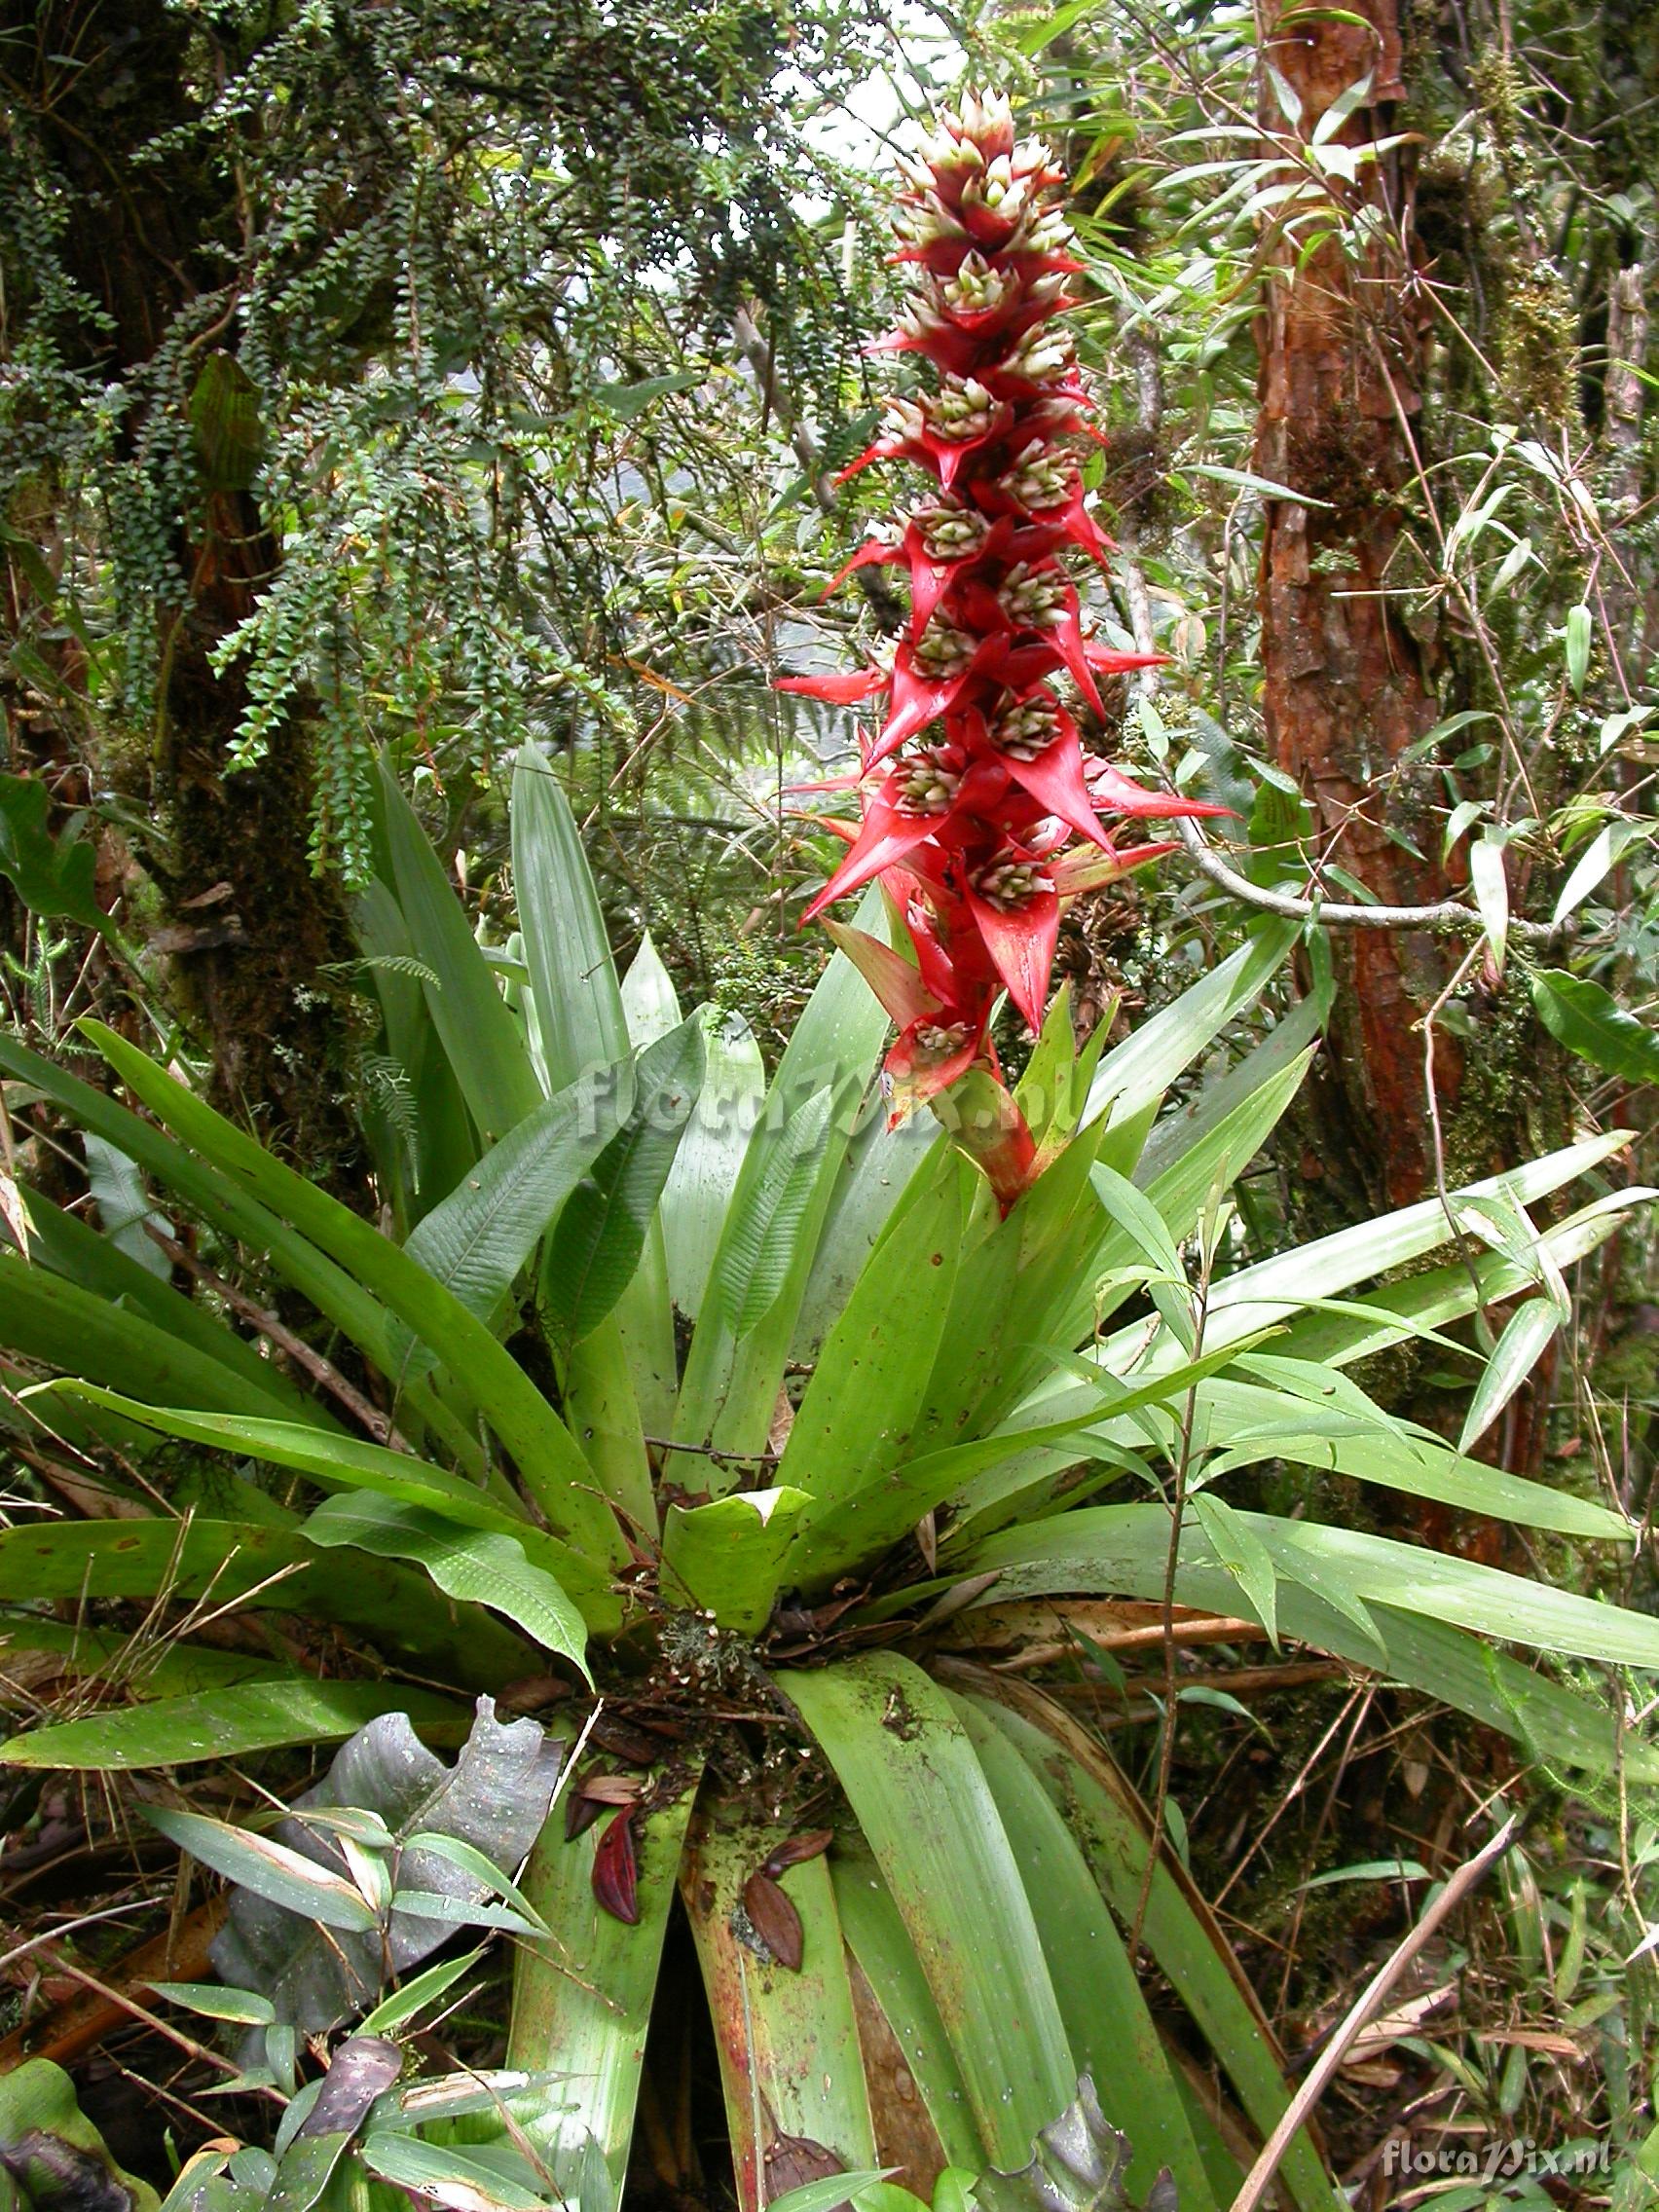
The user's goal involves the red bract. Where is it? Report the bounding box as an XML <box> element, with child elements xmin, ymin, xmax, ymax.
<box><xmin>779</xmin><ymin>92</ymin><xmax>1229</xmax><ymax>1206</ymax></box>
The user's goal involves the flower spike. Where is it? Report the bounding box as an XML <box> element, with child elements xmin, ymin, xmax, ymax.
<box><xmin>775</xmin><ymin>91</ymin><xmax>1220</xmax><ymax>1208</ymax></box>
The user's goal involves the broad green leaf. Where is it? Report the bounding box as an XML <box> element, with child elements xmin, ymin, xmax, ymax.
<box><xmin>784</xmin><ymin>1653</ymin><xmax>1076</xmax><ymax>2165</ymax></box>
<box><xmin>1457</xmin><ymin>1300</ymin><xmax>1562</xmax><ymax>1452</ymax></box>
<box><xmin>0</xmin><ymin>1518</ymin><xmax>536</xmax><ymax>1687</ymax></box>
<box><xmin>0</xmin><ymin>2060</ymin><xmax>160</xmax><ymax>2212</ymax></box>
<box><xmin>830</xmin><ymin>1840</ymin><xmax>983</xmax><ymax>2171</ymax></box>
<box><xmin>682</xmin><ymin>1803</ymin><xmax>878</xmax><ymax>2194</ymax></box>
<box><xmin>512</xmin><ymin>743</ymin><xmax>631</xmax><ymax>1091</ymax></box>
<box><xmin>304</xmin><ymin>1494</ymin><xmax>590</xmax><ymax>1677</ymax></box>
<box><xmin>974</xmin><ymin>1689</ymin><xmax>1341</xmax><ymax>2212</ymax></box>
<box><xmin>380</xmin><ymin>758</ymin><xmax>541</xmax><ymax>1142</ymax></box>
<box><xmin>506</xmin><ymin>1770</ymin><xmax>702</xmax><ymax>2212</ymax></box>
<box><xmin>661</xmin><ymin>1486</ymin><xmax>810</xmax><ymax>1631</ymax></box>
<box><xmin>618</xmin><ymin>931</ymin><xmax>682</xmax><ymax>1046</ymax></box>
<box><xmin>1530</xmin><ymin>970</ymin><xmax>1659</xmax><ymax>1088</ymax></box>
<box><xmin>0</xmin><ymin>772</ymin><xmax>107</xmax><ymax>930</ymax></box>
<box><xmin>1</xmin><ymin>1678</ymin><xmax>468</xmax><ymax>1769</ymax></box>
<box><xmin>147</xmin><ymin>1807</ymin><xmax>382</xmax><ymax>1931</ymax></box>
<box><xmin>1135</xmin><ymin>982</ymin><xmax>1332</xmax><ymax>1189</ymax></box>
<box><xmin>659</xmin><ymin>1008</ymin><xmax>766</xmax><ymax>1321</ymax></box>
<box><xmin>394</xmin><ymin>1073</ymin><xmax>616</xmax><ymax>1376</ymax></box>
<box><xmin>947</xmin><ymin>1691</ymin><xmax>1217</xmax><ymax>2210</ymax></box>
<box><xmin>543</xmin><ymin>1014</ymin><xmax>705</xmax><ymax>1343</ymax></box>
<box><xmin>779</xmin><ymin>1155</ymin><xmax>964</xmax><ymax>1501</ymax></box>
<box><xmin>80</xmin><ymin>1021</ymin><xmax>620</xmax><ymax>1556</ymax></box>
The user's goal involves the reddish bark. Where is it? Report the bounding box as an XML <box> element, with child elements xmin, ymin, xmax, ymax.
<box><xmin>1254</xmin><ymin>0</ymin><xmax>1461</xmax><ymax>1210</ymax></box>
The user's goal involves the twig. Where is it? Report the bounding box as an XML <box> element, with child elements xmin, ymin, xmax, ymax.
<box><xmin>144</xmin><ymin>1223</ymin><xmax>411</xmax><ymax>1451</ymax></box>
<box><xmin>1227</xmin><ymin>1813</ymin><xmax>1522</xmax><ymax>2212</ymax></box>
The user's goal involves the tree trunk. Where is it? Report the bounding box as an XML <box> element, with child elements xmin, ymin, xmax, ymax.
<box><xmin>9</xmin><ymin>0</ymin><xmax>358</xmax><ymax>1168</ymax></box>
<box><xmin>1253</xmin><ymin>0</ymin><xmax>1460</xmax><ymax>1214</ymax></box>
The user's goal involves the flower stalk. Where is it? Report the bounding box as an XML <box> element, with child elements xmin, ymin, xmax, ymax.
<box><xmin>781</xmin><ymin>92</ymin><xmax>1226</xmax><ymax>1206</ymax></box>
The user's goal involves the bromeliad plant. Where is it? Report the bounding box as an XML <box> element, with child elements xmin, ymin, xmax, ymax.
<box><xmin>780</xmin><ymin>92</ymin><xmax>1226</xmax><ymax>1204</ymax></box>
<box><xmin>1</xmin><ymin>104</ymin><xmax>1657</xmax><ymax>2212</ymax></box>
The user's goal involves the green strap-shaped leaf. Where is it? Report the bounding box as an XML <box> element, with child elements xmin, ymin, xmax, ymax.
<box><xmin>506</xmin><ymin>1763</ymin><xmax>703</xmax><ymax>2212</ymax></box>
<box><xmin>1</xmin><ymin>1678</ymin><xmax>470</xmax><ymax>1770</ymax></box>
<box><xmin>945</xmin><ymin>1689</ymin><xmax>1218</xmax><ymax>2210</ymax></box>
<box><xmin>956</xmin><ymin>1504</ymin><xmax>1656</xmax><ymax>1775</ymax></box>
<box><xmin>80</xmin><ymin>1020</ymin><xmax>620</xmax><ymax>1557</ymax></box>
<box><xmin>512</xmin><ymin>743</ymin><xmax>633</xmax><ymax>1091</ymax></box>
<box><xmin>778</xmin><ymin>1151</ymin><xmax>964</xmax><ymax>1503</ymax></box>
<box><xmin>969</xmin><ymin>1684</ymin><xmax>1343</xmax><ymax>2212</ymax></box>
<box><xmin>829</xmin><ymin>1837</ymin><xmax>983</xmax><ymax>2172</ymax></box>
<box><xmin>0</xmin><ymin>1519</ymin><xmax>536</xmax><ymax>1689</ymax></box>
<box><xmin>380</xmin><ymin>758</ymin><xmax>541</xmax><ymax>1143</ymax></box>
<box><xmin>782</xmin><ymin>1652</ymin><xmax>1077</xmax><ymax>2165</ymax></box>
<box><xmin>658</xmin><ymin>1008</ymin><xmax>766</xmax><ymax>1323</ymax></box>
<box><xmin>304</xmin><ymin>1493</ymin><xmax>590</xmax><ymax>1678</ymax></box>
<box><xmin>681</xmin><ymin>1800</ymin><xmax>878</xmax><ymax>2205</ymax></box>
<box><xmin>543</xmin><ymin>1013</ymin><xmax>706</xmax><ymax>1345</ymax></box>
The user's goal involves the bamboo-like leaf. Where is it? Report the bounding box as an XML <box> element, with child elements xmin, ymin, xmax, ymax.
<box><xmin>1190</xmin><ymin>1493</ymin><xmax>1278</xmax><ymax>1647</ymax></box>
<box><xmin>0</xmin><ymin>1678</ymin><xmax>469</xmax><ymax>1770</ymax></box>
<box><xmin>304</xmin><ymin>1493</ymin><xmax>590</xmax><ymax>1677</ymax></box>
<box><xmin>543</xmin><ymin>1014</ymin><xmax>705</xmax><ymax>1344</ymax></box>
<box><xmin>380</xmin><ymin>759</ymin><xmax>541</xmax><ymax>1142</ymax></box>
<box><xmin>1530</xmin><ymin>970</ymin><xmax>1659</xmax><ymax>1088</ymax></box>
<box><xmin>945</xmin><ymin>1691</ymin><xmax>1218</xmax><ymax>2209</ymax></box>
<box><xmin>1456</xmin><ymin>1299</ymin><xmax>1565</xmax><ymax>1451</ymax></box>
<box><xmin>1470</xmin><ymin>834</ymin><xmax>1509</xmax><ymax>975</ymax></box>
<box><xmin>148</xmin><ymin>1807</ymin><xmax>382</xmax><ymax>1931</ymax></box>
<box><xmin>1086</xmin><ymin>921</ymin><xmax>1299</xmax><ymax>1131</ymax></box>
<box><xmin>360</xmin><ymin>2134</ymin><xmax>551</xmax><ymax>2210</ymax></box>
<box><xmin>682</xmin><ymin>1798</ymin><xmax>878</xmax><ymax>2212</ymax></box>
<box><xmin>783</xmin><ymin>1654</ymin><xmax>1076</xmax><ymax>2165</ymax></box>
<box><xmin>505</xmin><ymin>1765</ymin><xmax>702</xmax><ymax>2212</ymax></box>
<box><xmin>80</xmin><ymin>1020</ymin><xmax>620</xmax><ymax>1556</ymax></box>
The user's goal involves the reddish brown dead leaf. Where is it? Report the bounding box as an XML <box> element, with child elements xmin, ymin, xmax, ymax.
<box><xmin>743</xmin><ymin>1870</ymin><xmax>803</xmax><ymax>1971</ymax></box>
<box><xmin>761</xmin><ymin>1827</ymin><xmax>833</xmax><ymax>1881</ymax></box>
<box><xmin>593</xmin><ymin>1809</ymin><xmax>641</xmax><ymax>1924</ymax></box>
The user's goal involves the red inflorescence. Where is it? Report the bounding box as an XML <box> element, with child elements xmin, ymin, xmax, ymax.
<box><xmin>779</xmin><ymin>92</ymin><xmax>1227</xmax><ymax>1155</ymax></box>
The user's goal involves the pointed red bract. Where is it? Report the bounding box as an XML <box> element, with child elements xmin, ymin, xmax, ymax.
<box><xmin>593</xmin><ymin>1808</ymin><xmax>641</xmax><ymax>1925</ymax></box>
<box><xmin>773</xmin><ymin>92</ymin><xmax>1222</xmax><ymax>1208</ymax></box>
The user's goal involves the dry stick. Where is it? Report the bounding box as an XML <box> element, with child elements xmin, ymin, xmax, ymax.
<box><xmin>1227</xmin><ymin>1812</ymin><xmax>1521</xmax><ymax>2212</ymax></box>
<box><xmin>144</xmin><ymin>1221</ymin><xmax>411</xmax><ymax>1451</ymax></box>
